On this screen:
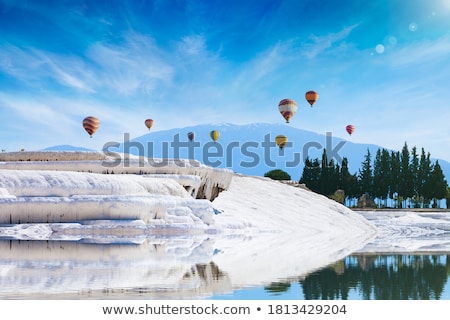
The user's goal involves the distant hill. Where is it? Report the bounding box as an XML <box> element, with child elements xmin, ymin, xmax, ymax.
<box><xmin>41</xmin><ymin>145</ymin><xmax>95</xmax><ymax>152</ymax></box>
<box><xmin>104</xmin><ymin>122</ymin><xmax>450</xmax><ymax>181</ymax></box>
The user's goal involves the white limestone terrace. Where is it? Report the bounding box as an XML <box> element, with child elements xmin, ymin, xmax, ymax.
<box><xmin>0</xmin><ymin>151</ymin><xmax>232</xmax><ymax>201</ymax></box>
<box><xmin>0</xmin><ymin>151</ymin><xmax>380</xmax><ymax>299</ymax></box>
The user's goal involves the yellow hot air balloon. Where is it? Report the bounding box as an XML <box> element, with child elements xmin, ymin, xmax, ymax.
<box><xmin>144</xmin><ymin>119</ymin><xmax>154</xmax><ymax>130</ymax></box>
<box><xmin>275</xmin><ymin>135</ymin><xmax>288</xmax><ymax>149</ymax></box>
<box><xmin>82</xmin><ymin>116</ymin><xmax>100</xmax><ymax>138</ymax></box>
<box><xmin>210</xmin><ymin>130</ymin><xmax>220</xmax><ymax>143</ymax></box>
<box><xmin>305</xmin><ymin>90</ymin><xmax>319</xmax><ymax>107</ymax></box>
<box><xmin>278</xmin><ymin>98</ymin><xmax>298</xmax><ymax>123</ymax></box>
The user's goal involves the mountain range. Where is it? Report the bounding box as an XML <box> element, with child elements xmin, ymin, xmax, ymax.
<box><xmin>41</xmin><ymin>145</ymin><xmax>95</xmax><ymax>152</ymax></box>
<box><xmin>44</xmin><ymin>123</ymin><xmax>450</xmax><ymax>182</ymax></box>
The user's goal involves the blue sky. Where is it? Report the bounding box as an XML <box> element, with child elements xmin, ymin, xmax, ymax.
<box><xmin>1</xmin><ymin>0</ymin><xmax>450</xmax><ymax>161</ymax></box>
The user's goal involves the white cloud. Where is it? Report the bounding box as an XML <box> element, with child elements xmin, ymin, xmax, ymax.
<box><xmin>301</xmin><ymin>24</ymin><xmax>359</xmax><ymax>59</ymax></box>
<box><xmin>0</xmin><ymin>44</ymin><xmax>95</xmax><ymax>92</ymax></box>
<box><xmin>177</xmin><ymin>35</ymin><xmax>206</xmax><ymax>56</ymax></box>
<box><xmin>0</xmin><ymin>32</ymin><xmax>176</xmax><ymax>96</ymax></box>
<box><xmin>0</xmin><ymin>93</ymin><xmax>78</xmax><ymax>135</ymax></box>
<box><xmin>387</xmin><ymin>36</ymin><xmax>450</xmax><ymax>68</ymax></box>
<box><xmin>86</xmin><ymin>33</ymin><xmax>174</xmax><ymax>95</ymax></box>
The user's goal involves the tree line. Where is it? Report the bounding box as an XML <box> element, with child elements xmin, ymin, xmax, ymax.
<box><xmin>299</xmin><ymin>142</ymin><xmax>448</xmax><ymax>208</ymax></box>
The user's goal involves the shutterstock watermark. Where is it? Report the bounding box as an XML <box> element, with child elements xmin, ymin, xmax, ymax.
<box><xmin>102</xmin><ymin>132</ymin><xmax>346</xmax><ymax>168</ymax></box>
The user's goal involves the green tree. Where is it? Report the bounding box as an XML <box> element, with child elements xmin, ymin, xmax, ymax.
<box><xmin>426</xmin><ymin>161</ymin><xmax>448</xmax><ymax>208</ymax></box>
<box><xmin>410</xmin><ymin>146</ymin><xmax>420</xmax><ymax>207</ymax></box>
<box><xmin>373</xmin><ymin>148</ymin><xmax>382</xmax><ymax>206</ymax></box>
<box><xmin>390</xmin><ymin>150</ymin><xmax>401</xmax><ymax>207</ymax></box>
<box><xmin>358</xmin><ymin>148</ymin><xmax>373</xmax><ymax>197</ymax></box>
<box><xmin>340</xmin><ymin>157</ymin><xmax>359</xmax><ymax>206</ymax></box>
<box><xmin>418</xmin><ymin>148</ymin><xmax>432</xmax><ymax>207</ymax></box>
<box><xmin>381</xmin><ymin>149</ymin><xmax>391</xmax><ymax>202</ymax></box>
<box><xmin>399</xmin><ymin>142</ymin><xmax>414</xmax><ymax>208</ymax></box>
<box><xmin>318</xmin><ymin>149</ymin><xmax>330</xmax><ymax>195</ymax></box>
<box><xmin>300</xmin><ymin>157</ymin><xmax>321</xmax><ymax>192</ymax></box>
<box><xmin>446</xmin><ymin>188</ymin><xmax>450</xmax><ymax>209</ymax></box>
<box><xmin>373</xmin><ymin>148</ymin><xmax>391</xmax><ymax>207</ymax></box>
<box><xmin>264</xmin><ymin>169</ymin><xmax>291</xmax><ymax>181</ymax></box>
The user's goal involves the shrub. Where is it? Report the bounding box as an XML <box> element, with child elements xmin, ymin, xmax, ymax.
<box><xmin>264</xmin><ymin>169</ymin><xmax>291</xmax><ymax>181</ymax></box>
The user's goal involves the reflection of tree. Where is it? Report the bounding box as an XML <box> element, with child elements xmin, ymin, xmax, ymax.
<box><xmin>183</xmin><ymin>262</ymin><xmax>227</xmax><ymax>282</ymax></box>
<box><xmin>264</xmin><ymin>282</ymin><xmax>291</xmax><ymax>294</ymax></box>
<box><xmin>299</xmin><ymin>255</ymin><xmax>448</xmax><ymax>300</ymax></box>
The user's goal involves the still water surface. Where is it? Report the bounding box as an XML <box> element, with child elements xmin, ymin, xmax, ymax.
<box><xmin>1</xmin><ymin>237</ymin><xmax>449</xmax><ymax>299</ymax></box>
<box><xmin>211</xmin><ymin>254</ymin><xmax>450</xmax><ymax>299</ymax></box>
<box><xmin>2</xmin><ymin>210</ymin><xmax>450</xmax><ymax>299</ymax></box>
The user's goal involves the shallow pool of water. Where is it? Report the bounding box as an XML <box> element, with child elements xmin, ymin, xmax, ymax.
<box><xmin>210</xmin><ymin>254</ymin><xmax>450</xmax><ymax>299</ymax></box>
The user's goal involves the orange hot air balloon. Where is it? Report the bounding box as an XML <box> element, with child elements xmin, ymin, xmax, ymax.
<box><xmin>82</xmin><ymin>116</ymin><xmax>100</xmax><ymax>138</ymax></box>
<box><xmin>278</xmin><ymin>98</ymin><xmax>298</xmax><ymax>123</ymax></box>
<box><xmin>145</xmin><ymin>119</ymin><xmax>154</xmax><ymax>130</ymax></box>
<box><xmin>275</xmin><ymin>135</ymin><xmax>288</xmax><ymax>149</ymax></box>
<box><xmin>305</xmin><ymin>90</ymin><xmax>319</xmax><ymax>107</ymax></box>
<box><xmin>346</xmin><ymin>125</ymin><xmax>355</xmax><ymax>136</ymax></box>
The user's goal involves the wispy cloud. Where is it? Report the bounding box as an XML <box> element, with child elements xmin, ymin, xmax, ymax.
<box><xmin>0</xmin><ymin>31</ymin><xmax>176</xmax><ymax>96</ymax></box>
<box><xmin>86</xmin><ymin>33</ymin><xmax>174</xmax><ymax>95</ymax></box>
<box><xmin>230</xmin><ymin>41</ymin><xmax>295</xmax><ymax>94</ymax></box>
<box><xmin>0</xmin><ymin>44</ymin><xmax>95</xmax><ymax>92</ymax></box>
<box><xmin>301</xmin><ymin>24</ymin><xmax>359</xmax><ymax>59</ymax></box>
<box><xmin>177</xmin><ymin>35</ymin><xmax>206</xmax><ymax>56</ymax></box>
<box><xmin>387</xmin><ymin>35</ymin><xmax>450</xmax><ymax>68</ymax></box>
<box><xmin>0</xmin><ymin>93</ymin><xmax>78</xmax><ymax>134</ymax></box>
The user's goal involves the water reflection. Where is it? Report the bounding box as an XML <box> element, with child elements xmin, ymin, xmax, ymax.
<box><xmin>266</xmin><ymin>254</ymin><xmax>450</xmax><ymax>300</ymax></box>
<box><xmin>0</xmin><ymin>238</ymin><xmax>232</xmax><ymax>299</ymax></box>
<box><xmin>2</xmin><ymin>237</ymin><xmax>449</xmax><ymax>299</ymax></box>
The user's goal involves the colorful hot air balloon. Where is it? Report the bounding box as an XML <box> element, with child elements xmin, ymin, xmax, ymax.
<box><xmin>210</xmin><ymin>130</ymin><xmax>220</xmax><ymax>143</ymax></box>
<box><xmin>187</xmin><ymin>131</ymin><xmax>195</xmax><ymax>142</ymax></box>
<box><xmin>82</xmin><ymin>116</ymin><xmax>100</xmax><ymax>138</ymax></box>
<box><xmin>305</xmin><ymin>90</ymin><xmax>319</xmax><ymax>107</ymax></box>
<box><xmin>144</xmin><ymin>119</ymin><xmax>154</xmax><ymax>130</ymax></box>
<box><xmin>278</xmin><ymin>98</ymin><xmax>298</xmax><ymax>123</ymax></box>
<box><xmin>346</xmin><ymin>125</ymin><xmax>355</xmax><ymax>136</ymax></box>
<box><xmin>275</xmin><ymin>135</ymin><xmax>288</xmax><ymax>149</ymax></box>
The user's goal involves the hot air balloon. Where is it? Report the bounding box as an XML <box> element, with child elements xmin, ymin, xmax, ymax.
<box><xmin>187</xmin><ymin>131</ymin><xmax>195</xmax><ymax>142</ymax></box>
<box><xmin>275</xmin><ymin>135</ymin><xmax>288</xmax><ymax>149</ymax></box>
<box><xmin>210</xmin><ymin>130</ymin><xmax>220</xmax><ymax>143</ymax></box>
<box><xmin>346</xmin><ymin>125</ymin><xmax>355</xmax><ymax>136</ymax></box>
<box><xmin>278</xmin><ymin>98</ymin><xmax>298</xmax><ymax>123</ymax></box>
<box><xmin>82</xmin><ymin>116</ymin><xmax>100</xmax><ymax>138</ymax></box>
<box><xmin>144</xmin><ymin>119</ymin><xmax>154</xmax><ymax>130</ymax></box>
<box><xmin>305</xmin><ymin>90</ymin><xmax>319</xmax><ymax>107</ymax></box>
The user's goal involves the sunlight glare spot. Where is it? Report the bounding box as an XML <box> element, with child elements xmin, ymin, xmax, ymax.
<box><xmin>409</xmin><ymin>22</ymin><xmax>418</xmax><ymax>32</ymax></box>
<box><xmin>375</xmin><ymin>44</ymin><xmax>385</xmax><ymax>54</ymax></box>
<box><xmin>443</xmin><ymin>0</ymin><xmax>450</xmax><ymax>10</ymax></box>
<box><xmin>387</xmin><ymin>36</ymin><xmax>397</xmax><ymax>46</ymax></box>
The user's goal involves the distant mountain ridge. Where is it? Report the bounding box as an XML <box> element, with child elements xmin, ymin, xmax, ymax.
<box><xmin>41</xmin><ymin>145</ymin><xmax>95</xmax><ymax>152</ymax></box>
<box><xmin>100</xmin><ymin>122</ymin><xmax>450</xmax><ymax>181</ymax></box>
<box><xmin>41</xmin><ymin>123</ymin><xmax>450</xmax><ymax>181</ymax></box>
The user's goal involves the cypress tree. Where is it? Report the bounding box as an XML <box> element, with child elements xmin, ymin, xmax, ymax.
<box><xmin>410</xmin><ymin>146</ymin><xmax>420</xmax><ymax>207</ymax></box>
<box><xmin>390</xmin><ymin>150</ymin><xmax>401</xmax><ymax>207</ymax></box>
<box><xmin>418</xmin><ymin>148</ymin><xmax>432</xmax><ymax>207</ymax></box>
<box><xmin>373</xmin><ymin>148</ymin><xmax>392</xmax><ymax>207</ymax></box>
<box><xmin>373</xmin><ymin>148</ymin><xmax>383</xmax><ymax>207</ymax></box>
<box><xmin>318</xmin><ymin>149</ymin><xmax>329</xmax><ymax>195</ymax></box>
<box><xmin>427</xmin><ymin>161</ymin><xmax>448</xmax><ymax>208</ymax></box>
<box><xmin>381</xmin><ymin>149</ymin><xmax>391</xmax><ymax>205</ymax></box>
<box><xmin>358</xmin><ymin>148</ymin><xmax>373</xmax><ymax>197</ymax></box>
<box><xmin>300</xmin><ymin>157</ymin><xmax>321</xmax><ymax>193</ymax></box>
<box><xmin>399</xmin><ymin>142</ymin><xmax>413</xmax><ymax>208</ymax></box>
<box><xmin>340</xmin><ymin>157</ymin><xmax>359</xmax><ymax>206</ymax></box>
